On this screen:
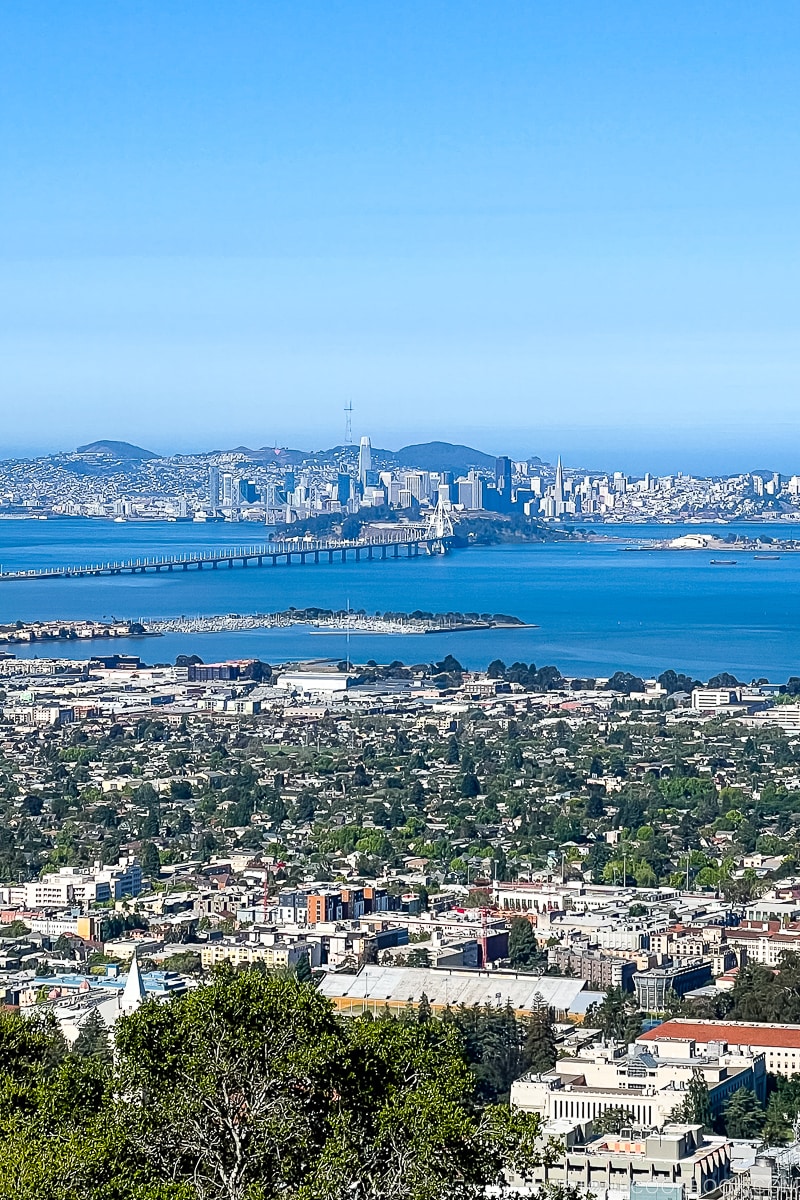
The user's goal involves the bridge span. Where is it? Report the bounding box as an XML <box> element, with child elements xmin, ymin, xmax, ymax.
<box><xmin>0</xmin><ymin>528</ymin><xmax>445</xmax><ymax>583</ymax></box>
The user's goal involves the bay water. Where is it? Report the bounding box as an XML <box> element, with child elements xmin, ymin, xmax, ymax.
<box><xmin>1</xmin><ymin>518</ymin><xmax>799</xmax><ymax>681</ymax></box>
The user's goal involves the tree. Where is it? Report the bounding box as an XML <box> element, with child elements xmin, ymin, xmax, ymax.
<box><xmin>294</xmin><ymin>953</ymin><xmax>312</xmax><ymax>983</ymax></box>
<box><xmin>162</xmin><ymin>950</ymin><xmax>203</xmax><ymax>975</ymax></box>
<box><xmin>53</xmin><ymin>933</ymin><xmax>76</xmax><ymax>960</ymax></box>
<box><xmin>72</xmin><ymin>1009</ymin><xmax>111</xmax><ymax>1063</ymax></box>
<box><xmin>721</xmin><ymin>868</ymin><xmax>765</xmax><ymax>905</ymax></box>
<box><xmin>722</xmin><ymin>1087</ymin><xmax>764</xmax><ymax>1139</ymax></box>
<box><xmin>461</xmin><ymin>771</ymin><xmax>481</xmax><ymax>798</ymax></box>
<box><xmin>671</xmin><ymin>1069</ymin><xmax>713</xmax><ymax>1130</ymax></box>
<box><xmin>597</xmin><ymin>1106</ymin><xmax>636</xmax><ymax>1133</ymax></box>
<box><xmin>140</xmin><ymin>841</ymin><xmax>161</xmax><ymax>879</ymax></box>
<box><xmin>762</xmin><ymin>1093</ymin><xmax>792</xmax><ymax>1145</ymax></box>
<box><xmin>708</xmin><ymin>672</ymin><xmax>740</xmax><ymax>688</ymax></box>
<box><xmin>1</xmin><ymin>919</ymin><xmax>30</xmax><ymax>939</ymax></box>
<box><xmin>352</xmin><ymin>762</ymin><xmax>371</xmax><ymax>788</ymax></box>
<box><xmin>605</xmin><ymin>672</ymin><xmax>646</xmax><ymax>694</ymax></box>
<box><xmin>586</xmin><ymin>840</ymin><xmax>612</xmax><ymax>881</ymax></box>
<box><xmin>588</xmin><ymin>988</ymin><xmax>626</xmax><ymax>1040</ymax></box>
<box><xmin>417</xmin><ymin>992</ymin><xmax>433</xmax><ymax>1023</ymax></box>
<box><xmin>525</xmin><ymin>1000</ymin><xmax>556</xmax><ymax>1074</ymax></box>
<box><xmin>110</xmin><ymin>969</ymin><xmax>543</xmax><ymax>1200</ymax></box>
<box><xmin>586</xmin><ymin>791</ymin><xmax>605</xmax><ymax>819</ymax></box>
<box><xmin>508</xmin><ymin>918</ymin><xmax>538</xmax><ymax>970</ymax></box>
<box><xmin>448</xmin><ymin>1001</ymin><xmax>529</xmax><ymax>1104</ymax></box>
<box><xmin>140</xmin><ymin>808</ymin><xmax>160</xmax><ymax>838</ymax></box>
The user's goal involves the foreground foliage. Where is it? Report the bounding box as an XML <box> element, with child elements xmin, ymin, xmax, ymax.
<box><xmin>0</xmin><ymin>968</ymin><xmax>544</xmax><ymax>1200</ymax></box>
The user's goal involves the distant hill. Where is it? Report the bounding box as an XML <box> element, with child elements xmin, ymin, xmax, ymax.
<box><xmin>235</xmin><ymin>446</ymin><xmax>310</xmax><ymax>466</ymax></box>
<box><xmin>76</xmin><ymin>440</ymin><xmax>157</xmax><ymax>460</ymax></box>
<box><xmin>394</xmin><ymin>441</ymin><xmax>495</xmax><ymax>473</ymax></box>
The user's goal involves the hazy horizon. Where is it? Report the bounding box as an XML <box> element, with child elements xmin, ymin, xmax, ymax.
<box><xmin>2</xmin><ymin>3</ymin><xmax>800</xmax><ymax>474</ymax></box>
<box><xmin>1</xmin><ymin>427</ymin><xmax>796</xmax><ymax>480</ymax></box>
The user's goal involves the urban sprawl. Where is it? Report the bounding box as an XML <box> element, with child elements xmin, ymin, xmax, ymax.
<box><xmin>4</xmin><ymin>640</ymin><xmax>800</xmax><ymax>1194</ymax></box>
<box><xmin>2</xmin><ymin>436</ymin><xmax>800</xmax><ymax>525</ymax></box>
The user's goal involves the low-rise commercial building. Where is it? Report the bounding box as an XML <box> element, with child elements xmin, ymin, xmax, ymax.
<box><xmin>633</xmin><ymin>961</ymin><xmax>713</xmax><ymax>1009</ymax></box>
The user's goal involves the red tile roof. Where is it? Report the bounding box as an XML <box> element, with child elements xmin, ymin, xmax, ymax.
<box><xmin>641</xmin><ymin>1019</ymin><xmax>800</xmax><ymax>1050</ymax></box>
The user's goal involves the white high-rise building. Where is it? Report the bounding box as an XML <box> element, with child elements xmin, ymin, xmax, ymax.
<box><xmin>358</xmin><ymin>437</ymin><xmax>372</xmax><ymax>487</ymax></box>
<box><xmin>553</xmin><ymin>456</ymin><xmax>565</xmax><ymax>515</ymax></box>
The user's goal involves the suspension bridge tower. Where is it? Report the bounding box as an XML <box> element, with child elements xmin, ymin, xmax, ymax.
<box><xmin>424</xmin><ymin>494</ymin><xmax>456</xmax><ymax>554</ymax></box>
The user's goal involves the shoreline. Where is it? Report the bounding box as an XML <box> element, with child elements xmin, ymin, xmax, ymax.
<box><xmin>0</xmin><ymin>610</ymin><xmax>532</xmax><ymax>646</ymax></box>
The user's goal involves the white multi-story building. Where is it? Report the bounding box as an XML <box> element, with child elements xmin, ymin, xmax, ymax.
<box><xmin>691</xmin><ymin>688</ymin><xmax>739</xmax><ymax>711</ymax></box>
<box><xmin>511</xmin><ymin>1038</ymin><xmax>765</xmax><ymax>1130</ymax></box>
<box><xmin>26</xmin><ymin>858</ymin><xmax>142</xmax><ymax>907</ymax></box>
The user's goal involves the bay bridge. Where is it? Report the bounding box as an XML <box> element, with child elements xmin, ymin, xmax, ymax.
<box><xmin>0</xmin><ymin>504</ymin><xmax>456</xmax><ymax>583</ymax></box>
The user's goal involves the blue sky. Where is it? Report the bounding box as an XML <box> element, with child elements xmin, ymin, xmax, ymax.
<box><xmin>1</xmin><ymin>2</ymin><xmax>800</xmax><ymax>472</ymax></box>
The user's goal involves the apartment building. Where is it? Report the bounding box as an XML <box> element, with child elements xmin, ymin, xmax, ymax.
<box><xmin>199</xmin><ymin>939</ymin><xmax>311</xmax><ymax>971</ymax></box>
<box><xmin>23</xmin><ymin>858</ymin><xmax>143</xmax><ymax>907</ymax></box>
<box><xmin>547</xmin><ymin>946</ymin><xmax>637</xmax><ymax>992</ymax></box>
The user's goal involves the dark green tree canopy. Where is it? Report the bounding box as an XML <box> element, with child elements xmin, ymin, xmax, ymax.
<box><xmin>0</xmin><ymin>968</ymin><xmax>543</xmax><ymax>1200</ymax></box>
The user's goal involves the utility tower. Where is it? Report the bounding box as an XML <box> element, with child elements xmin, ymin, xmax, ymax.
<box><xmin>344</xmin><ymin>401</ymin><xmax>353</xmax><ymax>445</ymax></box>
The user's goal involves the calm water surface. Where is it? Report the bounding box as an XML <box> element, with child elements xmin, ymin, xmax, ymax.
<box><xmin>1</xmin><ymin>518</ymin><xmax>799</xmax><ymax>680</ymax></box>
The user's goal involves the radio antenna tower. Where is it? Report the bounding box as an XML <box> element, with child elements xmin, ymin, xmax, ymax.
<box><xmin>344</xmin><ymin>401</ymin><xmax>353</xmax><ymax>445</ymax></box>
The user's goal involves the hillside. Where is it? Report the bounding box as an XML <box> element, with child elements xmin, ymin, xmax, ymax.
<box><xmin>76</xmin><ymin>440</ymin><xmax>157</xmax><ymax>460</ymax></box>
<box><xmin>394</xmin><ymin>440</ymin><xmax>495</xmax><ymax>473</ymax></box>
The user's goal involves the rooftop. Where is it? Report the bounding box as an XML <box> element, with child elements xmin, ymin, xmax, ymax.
<box><xmin>640</xmin><ymin>1018</ymin><xmax>800</xmax><ymax>1050</ymax></box>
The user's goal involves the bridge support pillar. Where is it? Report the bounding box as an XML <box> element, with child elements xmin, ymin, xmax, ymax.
<box><xmin>341</xmin><ymin>549</ymin><xmax>346</xmax><ymax>562</ymax></box>
<box><xmin>381</xmin><ymin>545</ymin><xmax>387</xmax><ymax>559</ymax></box>
<box><xmin>393</xmin><ymin>544</ymin><xmax>399</xmax><ymax>558</ymax></box>
<box><xmin>328</xmin><ymin>550</ymin><xmax>333</xmax><ymax>563</ymax></box>
<box><xmin>314</xmin><ymin>551</ymin><xmax>319</xmax><ymax>563</ymax></box>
